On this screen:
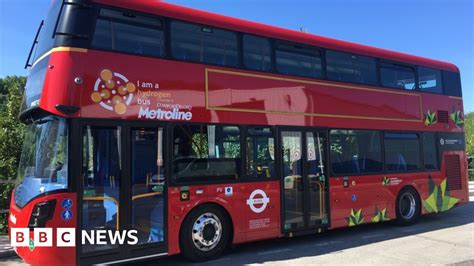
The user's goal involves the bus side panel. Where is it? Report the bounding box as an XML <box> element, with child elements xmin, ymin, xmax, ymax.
<box><xmin>329</xmin><ymin>150</ymin><xmax>469</xmax><ymax>229</ymax></box>
<box><xmin>167</xmin><ymin>181</ymin><xmax>280</xmax><ymax>255</ymax></box>
<box><xmin>433</xmin><ymin>150</ymin><xmax>470</xmax><ymax>209</ymax></box>
<box><xmin>9</xmin><ymin>192</ymin><xmax>77</xmax><ymax>266</ymax></box>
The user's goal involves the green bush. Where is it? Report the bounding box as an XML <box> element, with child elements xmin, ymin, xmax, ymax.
<box><xmin>0</xmin><ymin>183</ymin><xmax>14</xmax><ymax>234</ymax></box>
<box><xmin>466</xmin><ymin>112</ymin><xmax>473</xmax><ymax>181</ymax></box>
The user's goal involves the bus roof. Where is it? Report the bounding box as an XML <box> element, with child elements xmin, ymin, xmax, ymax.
<box><xmin>93</xmin><ymin>0</ymin><xmax>458</xmax><ymax>72</ymax></box>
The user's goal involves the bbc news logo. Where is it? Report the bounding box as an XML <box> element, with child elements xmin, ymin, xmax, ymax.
<box><xmin>11</xmin><ymin>228</ymin><xmax>138</xmax><ymax>248</ymax></box>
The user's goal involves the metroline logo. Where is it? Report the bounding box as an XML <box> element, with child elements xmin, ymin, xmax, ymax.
<box><xmin>138</xmin><ymin>106</ymin><xmax>193</xmax><ymax>121</ymax></box>
<box><xmin>11</xmin><ymin>228</ymin><xmax>138</xmax><ymax>247</ymax></box>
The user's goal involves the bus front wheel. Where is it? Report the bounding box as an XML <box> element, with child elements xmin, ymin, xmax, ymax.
<box><xmin>179</xmin><ymin>204</ymin><xmax>231</xmax><ymax>261</ymax></box>
<box><xmin>395</xmin><ymin>186</ymin><xmax>421</xmax><ymax>226</ymax></box>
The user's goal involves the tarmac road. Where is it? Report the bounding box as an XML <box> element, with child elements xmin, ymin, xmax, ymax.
<box><xmin>2</xmin><ymin>202</ymin><xmax>473</xmax><ymax>265</ymax></box>
<box><xmin>134</xmin><ymin>202</ymin><xmax>474</xmax><ymax>265</ymax></box>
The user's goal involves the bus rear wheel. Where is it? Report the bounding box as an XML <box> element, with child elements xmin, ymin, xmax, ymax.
<box><xmin>395</xmin><ymin>187</ymin><xmax>421</xmax><ymax>226</ymax></box>
<box><xmin>180</xmin><ymin>205</ymin><xmax>230</xmax><ymax>261</ymax></box>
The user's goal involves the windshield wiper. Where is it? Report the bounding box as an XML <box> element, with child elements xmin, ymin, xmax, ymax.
<box><xmin>34</xmin><ymin>116</ymin><xmax>58</xmax><ymax>125</ymax></box>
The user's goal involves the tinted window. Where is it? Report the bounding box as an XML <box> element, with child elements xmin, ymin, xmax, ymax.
<box><xmin>443</xmin><ymin>71</ymin><xmax>462</xmax><ymax>97</ymax></box>
<box><xmin>131</xmin><ymin>128</ymin><xmax>165</xmax><ymax>244</ymax></box>
<box><xmin>326</xmin><ymin>51</ymin><xmax>377</xmax><ymax>85</ymax></box>
<box><xmin>34</xmin><ymin>0</ymin><xmax>62</xmax><ymax>61</ymax></box>
<box><xmin>281</xmin><ymin>131</ymin><xmax>304</xmax><ymax>228</ymax></box>
<box><xmin>384</xmin><ymin>133</ymin><xmax>421</xmax><ymax>172</ymax></box>
<box><xmin>171</xmin><ymin>21</ymin><xmax>238</xmax><ymax>67</ymax></box>
<box><xmin>418</xmin><ymin>67</ymin><xmax>443</xmax><ymax>94</ymax></box>
<box><xmin>22</xmin><ymin>57</ymin><xmax>49</xmax><ymax>111</ymax></box>
<box><xmin>246</xmin><ymin>127</ymin><xmax>275</xmax><ymax>179</ymax></box>
<box><xmin>243</xmin><ymin>35</ymin><xmax>272</xmax><ymax>71</ymax></box>
<box><xmin>276</xmin><ymin>43</ymin><xmax>322</xmax><ymax>78</ymax></box>
<box><xmin>330</xmin><ymin>130</ymin><xmax>382</xmax><ymax>175</ymax></box>
<box><xmin>423</xmin><ymin>133</ymin><xmax>438</xmax><ymax>170</ymax></box>
<box><xmin>92</xmin><ymin>9</ymin><xmax>164</xmax><ymax>57</ymax></box>
<box><xmin>173</xmin><ymin>125</ymin><xmax>241</xmax><ymax>182</ymax></box>
<box><xmin>380</xmin><ymin>63</ymin><xmax>416</xmax><ymax>90</ymax></box>
<box><xmin>82</xmin><ymin>126</ymin><xmax>121</xmax><ymax>253</ymax></box>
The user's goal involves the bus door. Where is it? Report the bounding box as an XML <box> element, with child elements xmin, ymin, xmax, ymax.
<box><xmin>78</xmin><ymin>122</ymin><xmax>167</xmax><ymax>263</ymax></box>
<box><xmin>280</xmin><ymin>129</ymin><xmax>329</xmax><ymax>233</ymax></box>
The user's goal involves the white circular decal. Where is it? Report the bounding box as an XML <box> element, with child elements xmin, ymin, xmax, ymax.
<box><xmin>246</xmin><ymin>189</ymin><xmax>270</xmax><ymax>213</ymax></box>
<box><xmin>440</xmin><ymin>138</ymin><xmax>445</xmax><ymax>146</ymax></box>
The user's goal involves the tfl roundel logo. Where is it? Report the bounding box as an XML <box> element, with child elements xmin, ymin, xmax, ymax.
<box><xmin>246</xmin><ymin>189</ymin><xmax>270</xmax><ymax>213</ymax></box>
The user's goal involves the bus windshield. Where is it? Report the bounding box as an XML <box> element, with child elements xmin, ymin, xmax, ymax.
<box><xmin>14</xmin><ymin>116</ymin><xmax>68</xmax><ymax>208</ymax></box>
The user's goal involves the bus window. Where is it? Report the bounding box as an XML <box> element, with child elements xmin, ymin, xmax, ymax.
<box><xmin>423</xmin><ymin>133</ymin><xmax>439</xmax><ymax>170</ymax></box>
<box><xmin>384</xmin><ymin>133</ymin><xmax>421</xmax><ymax>172</ymax></box>
<box><xmin>443</xmin><ymin>71</ymin><xmax>462</xmax><ymax>97</ymax></box>
<box><xmin>275</xmin><ymin>43</ymin><xmax>322</xmax><ymax>78</ymax></box>
<box><xmin>246</xmin><ymin>127</ymin><xmax>275</xmax><ymax>179</ymax></box>
<box><xmin>131</xmin><ymin>128</ymin><xmax>165</xmax><ymax>244</ymax></box>
<box><xmin>243</xmin><ymin>35</ymin><xmax>272</xmax><ymax>72</ymax></box>
<box><xmin>173</xmin><ymin>125</ymin><xmax>241</xmax><ymax>182</ymax></box>
<box><xmin>330</xmin><ymin>130</ymin><xmax>382</xmax><ymax>175</ymax></box>
<box><xmin>92</xmin><ymin>9</ymin><xmax>165</xmax><ymax>57</ymax></box>
<box><xmin>326</xmin><ymin>50</ymin><xmax>377</xmax><ymax>85</ymax></box>
<box><xmin>418</xmin><ymin>67</ymin><xmax>443</xmax><ymax>94</ymax></box>
<box><xmin>15</xmin><ymin>117</ymin><xmax>68</xmax><ymax>208</ymax></box>
<box><xmin>281</xmin><ymin>131</ymin><xmax>303</xmax><ymax>228</ymax></box>
<box><xmin>33</xmin><ymin>0</ymin><xmax>62</xmax><ymax>61</ymax></box>
<box><xmin>170</xmin><ymin>21</ymin><xmax>238</xmax><ymax>67</ymax></box>
<box><xmin>380</xmin><ymin>62</ymin><xmax>416</xmax><ymax>90</ymax></box>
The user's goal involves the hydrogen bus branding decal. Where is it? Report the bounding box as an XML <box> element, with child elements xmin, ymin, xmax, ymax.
<box><xmin>90</xmin><ymin>69</ymin><xmax>193</xmax><ymax>120</ymax></box>
<box><xmin>91</xmin><ymin>69</ymin><xmax>135</xmax><ymax>115</ymax></box>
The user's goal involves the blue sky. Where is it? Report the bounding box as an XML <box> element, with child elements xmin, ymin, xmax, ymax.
<box><xmin>0</xmin><ymin>0</ymin><xmax>472</xmax><ymax>112</ymax></box>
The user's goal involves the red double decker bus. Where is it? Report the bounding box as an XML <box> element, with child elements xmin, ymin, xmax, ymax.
<box><xmin>9</xmin><ymin>0</ymin><xmax>469</xmax><ymax>265</ymax></box>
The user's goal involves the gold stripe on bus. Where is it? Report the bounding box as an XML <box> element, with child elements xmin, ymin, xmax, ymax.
<box><xmin>132</xmin><ymin>192</ymin><xmax>162</xmax><ymax>201</ymax></box>
<box><xmin>31</xmin><ymin>47</ymin><xmax>88</xmax><ymax>68</ymax></box>
<box><xmin>207</xmin><ymin>106</ymin><xmax>422</xmax><ymax>122</ymax></box>
<box><xmin>205</xmin><ymin>68</ymin><xmax>423</xmax><ymax>123</ymax></box>
<box><xmin>206</xmin><ymin>68</ymin><xmax>420</xmax><ymax>96</ymax></box>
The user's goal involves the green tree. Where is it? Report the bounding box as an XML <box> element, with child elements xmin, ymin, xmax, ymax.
<box><xmin>465</xmin><ymin>112</ymin><xmax>474</xmax><ymax>181</ymax></box>
<box><xmin>0</xmin><ymin>76</ymin><xmax>26</xmax><ymax>233</ymax></box>
<box><xmin>0</xmin><ymin>76</ymin><xmax>26</xmax><ymax>180</ymax></box>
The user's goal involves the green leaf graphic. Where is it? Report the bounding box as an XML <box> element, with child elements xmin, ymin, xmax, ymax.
<box><xmin>450</xmin><ymin>110</ymin><xmax>464</xmax><ymax>127</ymax></box>
<box><xmin>347</xmin><ymin>208</ymin><xmax>364</xmax><ymax>226</ymax></box>
<box><xmin>424</xmin><ymin>110</ymin><xmax>437</xmax><ymax>126</ymax></box>
<box><xmin>371</xmin><ymin>207</ymin><xmax>389</xmax><ymax>223</ymax></box>
<box><xmin>423</xmin><ymin>176</ymin><xmax>460</xmax><ymax>213</ymax></box>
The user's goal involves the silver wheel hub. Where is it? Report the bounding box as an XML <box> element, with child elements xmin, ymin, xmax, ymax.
<box><xmin>399</xmin><ymin>192</ymin><xmax>416</xmax><ymax>220</ymax></box>
<box><xmin>192</xmin><ymin>213</ymin><xmax>222</xmax><ymax>251</ymax></box>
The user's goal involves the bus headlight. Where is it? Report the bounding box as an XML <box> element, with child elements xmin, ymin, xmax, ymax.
<box><xmin>29</xmin><ymin>200</ymin><xmax>56</xmax><ymax>229</ymax></box>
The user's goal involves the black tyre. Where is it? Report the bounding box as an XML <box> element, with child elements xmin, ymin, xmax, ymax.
<box><xmin>395</xmin><ymin>186</ymin><xmax>421</xmax><ymax>226</ymax></box>
<box><xmin>179</xmin><ymin>205</ymin><xmax>230</xmax><ymax>262</ymax></box>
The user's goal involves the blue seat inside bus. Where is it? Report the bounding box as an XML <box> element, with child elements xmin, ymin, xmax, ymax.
<box><xmin>386</xmin><ymin>153</ymin><xmax>407</xmax><ymax>172</ymax></box>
